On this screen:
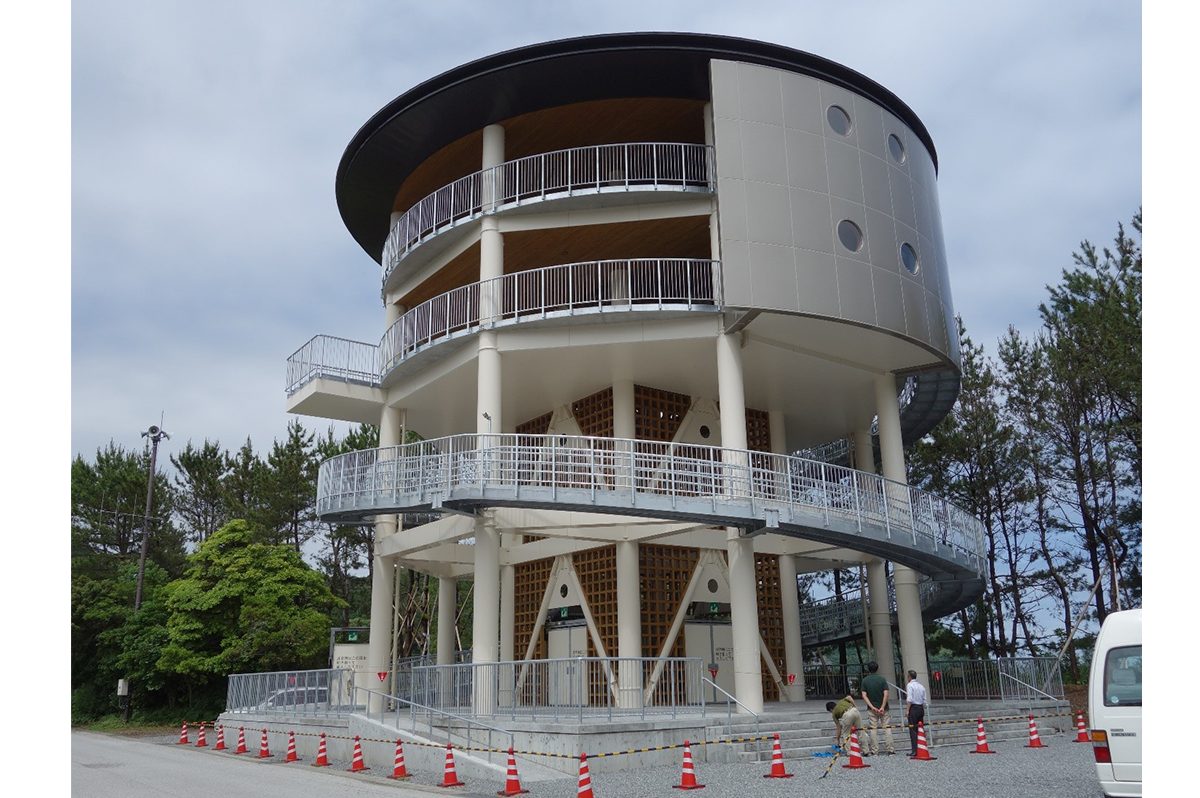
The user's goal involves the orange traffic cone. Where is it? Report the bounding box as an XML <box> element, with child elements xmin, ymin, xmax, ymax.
<box><xmin>762</xmin><ymin>732</ymin><xmax>792</xmax><ymax>778</ymax></box>
<box><xmin>577</xmin><ymin>753</ymin><xmax>595</xmax><ymax>798</ymax></box>
<box><xmin>177</xmin><ymin>721</ymin><xmax>189</xmax><ymax>745</ymax></box>
<box><xmin>214</xmin><ymin>725</ymin><xmax>227</xmax><ymax>751</ymax></box>
<box><xmin>440</xmin><ymin>743</ymin><xmax>465</xmax><ymax>787</ymax></box>
<box><xmin>842</xmin><ymin>727</ymin><xmax>870</xmax><ymax>769</ymax></box>
<box><xmin>234</xmin><ymin>726</ymin><xmax>248</xmax><ymax>755</ymax></box>
<box><xmin>912</xmin><ymin>721</ymin><xmax>936</xmax><ymax>760</ymax></box>
<box><xmin>311</xmin><ymin>732</ymin><xmax>330</xmax><ymax>767</ymax></box>
<box><xmin>284</xmin><ymin>730</ymin><xmax>300</xmax><ymax>762</ymax></box>
<box><xmin>348</xmin><ymin>736</ymin><xmax>369</xmax><ymax>772</ymax></box>
<box><xmin>1026</xmin><ymin>715</ymin><xmax>1046</xmax><ymax>748</ymax></box>
<box><xmin>258</xmin><ymin>728</ymin><xmax>273</xmax><ymax>759</ymax></box>
<box><xmin>1075</xmin><ymin>712</ymin><xmax>1090</xmax><ymax>743</ymax></box>
<box><xmin>970</xmin><ymin>717</ymin><xmax>996</xmax><ymax>754</ymax></box>
<box><xmin>498</xmin><ymin>746</ymin><xmax>529</xmax><ymax>796</ymax></box>
<box><xmin>195</xmin><ymin>722</ymin><xmax>207</xmax><ymax>748</ymax></box>
<box><xmin>388</xmin><ymin>738</ymin><xmax>411</xmax><ymax>780</ymax></box>
<box><xmin>672</xmin><ymin>739</ymin><xmax>705</xmax><ymax>790</ymax></box>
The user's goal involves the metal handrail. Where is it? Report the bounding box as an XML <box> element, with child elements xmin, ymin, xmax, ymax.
<box><xmin>316</xmin><ymin>433</ymin><xmax>986</xmax><ymax>575</ymax></box>
<box><xmin>355</xmin><ymin>686</ymin><xmax>513</xmax><ymax>760</ymax></box>
<box><xmin>382</xmin><ymin>142</ymin><xmax>715</xmax><ymax>282</ymax></box>
<box><xmin>287</xmin><ymin>259</ymin><xmax>723</xmax><ymax>396</ymax></box>
<box><xmin>285</xmin><ymin>334</ymin><xmax>378</xmax><ymax>395</ymax></box>
<box><xmin>702</xmin><ymin>676</ymin><xmax>761</xmax><ymax>733</ymax></box>
<box><xmin>377</xmin><ymin>258</ymin><xmax>721</xmax><ymax>379</ymax></box>
<box><xmin>997</xmin><ymin>670</ymin><xmax>1063</xmax><ymax>720</ymax></box>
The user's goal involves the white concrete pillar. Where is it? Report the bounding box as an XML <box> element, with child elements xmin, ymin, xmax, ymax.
<box><xmin>437</xmin><ymin>577</ymin><xmax>457</xmax><ymax>665</ymax></box>
<box><xmin>716</xmin><ymin>332</ymin><xmax>763</xmax><ymax>713</ymax></box>
<box><xmin>482</xmin><ymin>123</ymin><xmax>505</xmax><ymax>211</ymax></box>
<box><xmin>770</xmin><ymin>409</ymin><xmax>803</xmax><ymax>701</ymax></box>
<box><xmin>367</xmin><ymin>405</ymin><xmax>402</xmax><ymax>710</ymax></box>
<box><xmin>613</xmin><ymin>380</ymin><xmax>635</xmax><ymax>439</ymax></box>
<box><xmin>874</xmin><ymin>374</ymin><xmax>928</xmax><ymax>689</ymax></box>
<box><xmin>616</xmin><ymin>540</ymin><xmax>642</xmax><ymax>708</ymax></box>
<box><xmin>778</xmin><ymin>553</ymin><xmax>804</xmax><ymax>701</ymax></box>
<box><xmin>500</xmin><ymin>534</ymin><xmax>517</xmax><ymax>663</ymax></box>
<box><xmin>854</xmin><ymin>426</ymin><xmax>897</xmax><ymax>686</ymax></box>
<box><xmin>472</xmin><ymin>516</ymin><xmax>501</xmax><ymax>715</ymax></box>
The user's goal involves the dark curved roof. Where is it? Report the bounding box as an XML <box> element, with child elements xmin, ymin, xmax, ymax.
<box><xmin>336</xmin><ymin>32</ymin><xmax>939</xmax><ymax>263</ymax></box>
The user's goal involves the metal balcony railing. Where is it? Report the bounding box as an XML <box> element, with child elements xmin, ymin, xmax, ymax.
<box><xmin>285</xmin><ymin>335</ymin><xmax>378</xmax><ymax>395</ymax></box>
<box><xmin>378</xmin><ymin>258</ymin><xmax>721</xmax><ymax>377</ymax></box>
<box><xmin>315</xmin><ymin>434</ymin><xmax>986</xmax><ymax>575</ymax></box>
<box><xmin>381</xmin><ymin>142</ymin><xmax>715</xmax><ymax>283</ymax></box>
<box><xmin>799</xmin><ymin>579</ymin><xmax>942</xmax><ymax>642</ymax></box>
<box><xmin>286</xmin><ymin>259</ymin><xmax>721</xmax><ymax>396</ymax></box>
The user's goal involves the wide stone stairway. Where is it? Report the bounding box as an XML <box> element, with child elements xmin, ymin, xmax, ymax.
<box><xmin>710</xmin><ymin>699</ymin><xmax>1074</xmax><ymax>763</ymax></box>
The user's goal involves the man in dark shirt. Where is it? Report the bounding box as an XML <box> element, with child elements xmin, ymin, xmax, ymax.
<box><xmin>825</xmin><ymin>695</ymin><xmax>862</xmax><ymax>749</ymax></box>
<box><xmin>859</xmin><ymin>661</ymin><xmax>894</xmax><ymax>755</ymax></box>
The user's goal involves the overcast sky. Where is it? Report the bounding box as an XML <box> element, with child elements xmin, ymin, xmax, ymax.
<box><xmin>69</xmin><ymin>0</ymin><xmax>1141</xmax><ymax>462</ymax></box>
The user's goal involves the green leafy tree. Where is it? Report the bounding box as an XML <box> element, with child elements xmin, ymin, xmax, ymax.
<box><xmin>222</xmin><ymin>436</ymin><xmax>267</xmax><ymax>532</ymax></box>
<box><xmin>170</xmin><ymin>439</ymin><xmax>230</xmax><ymax>545</ymax></box>
<box><xmin>260</xmin><ymin>420</ymin><xmax>319</xmax><ymax>551</ymax></box>
<box><xmin>158</xmin><ymin>520</ymin><xmax>345</xmax><ymax>689</ymax></box>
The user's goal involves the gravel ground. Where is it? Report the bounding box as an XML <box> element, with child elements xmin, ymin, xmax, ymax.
<box><xmin>150</xmin><ymin>731</ymin><xmax>1105</xmax><ymax>797</ymax></box>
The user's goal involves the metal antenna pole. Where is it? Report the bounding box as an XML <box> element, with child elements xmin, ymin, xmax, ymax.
<box><xmin>134</xmin><ymin>424</ymin><xmax>169</xmax><ymax>610</ymax></box>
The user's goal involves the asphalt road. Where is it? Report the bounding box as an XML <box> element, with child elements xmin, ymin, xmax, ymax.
<box><xmin>73</xmin><ymin>728</ymin><xmax>1115</xmax><ymax>798</ymax></box>
<box><xmin>71</xmin><ymin>731</ymin><xmax>442</xmax><ymax>797</ymax></box>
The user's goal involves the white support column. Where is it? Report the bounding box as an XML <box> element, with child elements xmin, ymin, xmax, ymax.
<box><xmin>367</xmin><ymin>405</ymin><xmax>402</xmax><ymax>711</ymax></box>
<box><xmin>472</xmin><ymin>515</ymin><xmax>501</xmax><ymax>715</ymax></box>
<box><xmin>778</xmin><ymin>553</ymin><xmax>804</xmax><ymax>701</ymax></box>
<box><xmin>874</xmin><ymin>374</ymin><xmax>928</xmax><ymax>689</ymax></box>
<box><xmin>716</xmin><ymin>332</ymin><xmax>763</xmax><ymax>713</ymax></box>
<box><xmin>615</xmin><ymin>540</ymin><xmax>642</xmax><ymax>708</ymax></box>
<box><xmin>612</xmin><ymin>378</ymin><xmax>641</xmax><ymax>706</ymax></box>
<box><xmin>770</xmin><ymin>409</ymin><xmax>804</xmax><ymax>701</ymax></box>
<box><xmin>437</xmin><ymin>577</ymin><xmax>457</xmax><ymax>665</ymax></box>
<box><xmin>854</xmin><ymin>426</ymin><xmax>897</xmax><ymax>686</ymax></box>
<box><xmin>500</xmin><ymin>534</ymin><xmax>517</xmax><ymax>662</ymax></box>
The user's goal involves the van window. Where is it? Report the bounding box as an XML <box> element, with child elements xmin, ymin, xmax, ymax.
<box><xmin>1103</xmin><ymin>644</ymin><xmax>1141</xmax><ymax>707</ymax></box>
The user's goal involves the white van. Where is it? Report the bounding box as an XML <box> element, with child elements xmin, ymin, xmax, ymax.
<box><xmin>1088</xmin><ymin>608</ymin><xmax>1141</xmax><ymax>797</ymax></box>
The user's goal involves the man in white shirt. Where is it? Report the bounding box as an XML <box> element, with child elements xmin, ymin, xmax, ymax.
<box><xmin>904</xmin><ymin>669</ymin><xmax>928</xmax><ymax>757</ymax></box>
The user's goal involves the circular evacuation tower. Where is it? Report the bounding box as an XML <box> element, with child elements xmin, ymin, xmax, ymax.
<box><xmin>286</xmin><ymin>33</ymin><xmax>983</xmax><ymax>716</ymax></box>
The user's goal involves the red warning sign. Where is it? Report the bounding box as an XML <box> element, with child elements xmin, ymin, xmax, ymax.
<box><xmin>377</xmin><ymin>672</ymin><xmax>388</xmax><ymax>682</ymax></box>
<box><xmin>787</xmin><ymin>673</ymin><xmax>796</xmax><ymax>686</ymax></box>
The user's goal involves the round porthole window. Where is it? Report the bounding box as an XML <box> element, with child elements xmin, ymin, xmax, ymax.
<box><xmin>699</xmin><ymin>425</ymin><xmax>711</xmax><ymax>439</ymax></box>
<box><xmin>837</xmin><ymin>219</ymin><xmax>864</xmax><ymax>253</ymax></box>
<box><xmin>887</xmin><ymin>133</ymin><xmax>907</xmax><ymax>164</ymax></box>
<box><xmin>900</xmin><ymin>242</ymin><xmax>920</xmax><ymax>274</ymax></box>
<box><xmin>707</xmin><ymin>579</ymin><xmax>719</xmax><ymax>594</ymax></box>
<box><xmin>560</xmin><ymin>584</ymin><xmax>569</xmax><ymax>598</ymax></box>
<box><xmin>826</xmin><ymin>105</ymin><xmax>852</xmax><ymax>136</ymax></box>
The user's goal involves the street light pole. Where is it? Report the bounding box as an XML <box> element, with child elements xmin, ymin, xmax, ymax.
<box><xmin>133</xmin><ymin>424</ymin><xmax>169</xmax><ymax>610</ymax></box>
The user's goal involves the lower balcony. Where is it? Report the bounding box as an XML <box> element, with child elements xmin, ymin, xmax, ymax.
<box><xmin>316</xmin><ymin>433</ymin><xmax>986</xmax><ymax>594</ymax></box>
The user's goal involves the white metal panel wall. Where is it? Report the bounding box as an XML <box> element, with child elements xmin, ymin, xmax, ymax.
<box><xmin>710</xmin><ymin>59</ymin><xmax>959</xmax><ymax>367</ymax></box>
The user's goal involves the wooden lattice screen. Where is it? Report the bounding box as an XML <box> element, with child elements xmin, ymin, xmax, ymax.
<box><xmin>755</xmin><ymin>552</ymin><xmax>786</xmax><ymax>702</ymax></box>
<box><xmin>745</xmin><ymin>408</ymin><xmax>772</xmax><ymax>452</ymax></box>
<box><xmin>513</xmin><ymin>557</ymin><xmax>553</xmax><ymax>662</ymax></box>
<box><xmin>515</xmin><ymin>411</ymin><xmax>552</xmax><ymax>437</ymax></box>
<box><xmin>573</xmin><ymin>546</ymin><xmax>618</xmax><ymax>659</ymax></box>
<box><xmin>639</xmin><ymin>544</ymin><xmax>700</xmax><ymax>658</ymax></box>
<box><xmin>571</xmin><ymin>388</ymin><xmax>613</xmax><ymax>438</ymax></box>
<box><xmin>635</xmin><ymin>385</ymin><xmax>692</xmax><ymax>442</ymax></box>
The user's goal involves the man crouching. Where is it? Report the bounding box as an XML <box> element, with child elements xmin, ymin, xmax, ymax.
<box><xmin>826</xmin><ymin>694</ymin><xmax>862</xmax><ymax>750</ymax></box>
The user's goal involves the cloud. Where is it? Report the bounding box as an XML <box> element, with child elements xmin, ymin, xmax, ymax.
<box><xmin>71</xmin><ymin>0</ymin><xmax>1141</xmax><ymax>460</ymax></box>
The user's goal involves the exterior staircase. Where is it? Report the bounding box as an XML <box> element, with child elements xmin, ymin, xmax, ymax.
<box><xmin>709</xmin><ymin>699</ymin><xmax>1073</xmax><ymax>763</ymax></box>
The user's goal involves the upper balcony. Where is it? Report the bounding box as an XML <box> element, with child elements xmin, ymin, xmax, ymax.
<box><xmin>381</xmin><ymin>142</ymin><xmax>715</xmax><ymax>290</ymax></box>
<box><xmin>286</xmin><ymin>257</ymin><xmax>722</xmax><ymax>402</ymax></box>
